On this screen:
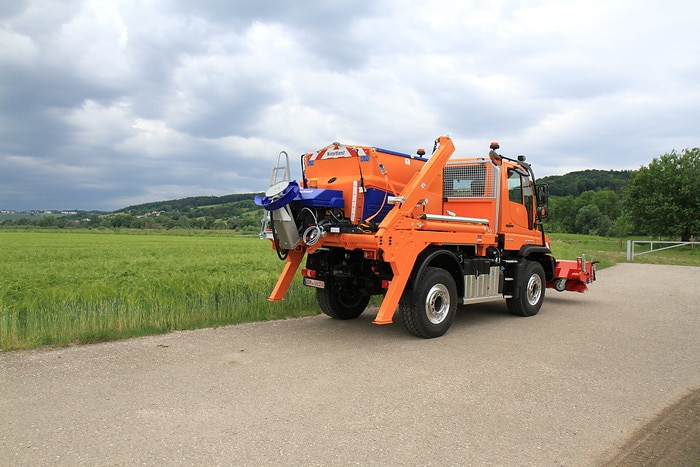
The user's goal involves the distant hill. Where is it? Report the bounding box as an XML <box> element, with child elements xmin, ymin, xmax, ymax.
<box><xmin>116</xmin><ymin>193</ymin><xmax>263</xmax><ymax>215</ymax></box>
<box><xmin>107</xmin><ymin>192</ymin><xmax>266</xmax><ymax>231</ymax></box>
<box><xmin>537</xmin><ymin>169</ymin><xmax>631</xmax><ymax>197</ymax></box>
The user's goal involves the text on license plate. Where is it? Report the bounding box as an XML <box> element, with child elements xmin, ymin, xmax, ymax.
<box><xmin>303</xmin><ymin>278</ymin><xmax>325</xmax><ymax>289</ymax></box>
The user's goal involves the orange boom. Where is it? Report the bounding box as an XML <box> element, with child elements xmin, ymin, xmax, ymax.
<box><xmin>255</xmin><ymin>136</ymin><xmax>596</xmax><ymax>338</ymax></box>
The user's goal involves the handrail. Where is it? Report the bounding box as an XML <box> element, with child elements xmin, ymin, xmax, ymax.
<box><xmin>419</xmin><ymin>213</ymin><xmax>490</xmax><ymax>225</ymax></box>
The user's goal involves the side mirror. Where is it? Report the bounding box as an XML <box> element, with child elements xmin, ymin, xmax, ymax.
<box><xmin>535</xmin><ymin>184</ymin><xmax>549</xmax><ymax>219</ymax></box>
<box><xmin>536</xmin><ymin>183</ymin><xmax>549</xmax><ymax>205</ymax></box>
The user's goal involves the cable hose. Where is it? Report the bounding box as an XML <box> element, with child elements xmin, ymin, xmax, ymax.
<box><xmin>302</xmin><ymin>225</ymin><xmax>322</xmax><ymax>246</ymax></box>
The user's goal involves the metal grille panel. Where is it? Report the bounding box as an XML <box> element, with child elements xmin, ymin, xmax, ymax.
<box><xmin>443</xmin><ymin>162</ymin><xmax>496</xmax><ymax>198</ymax></box>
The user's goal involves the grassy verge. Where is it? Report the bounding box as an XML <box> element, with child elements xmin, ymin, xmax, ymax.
<box><xmin>548</xmin><ymin>233</ymin><xmax>700</xmax><ymax>268</ymax></box>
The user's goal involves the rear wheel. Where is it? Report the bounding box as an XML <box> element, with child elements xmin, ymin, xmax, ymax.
<box><xmin>400</xmin><ymin>267</ymin><xmax>457</xmax><ymax>338</ymax></box>
<box><xmin>506</xmin><ymin>260</ymin><xmax>545</xmax><ymax>317</ymax></box>
<box><xmin>316</xmin><ymin>280</ymin><xmax>370</xmax><ymax>320</ymax></box>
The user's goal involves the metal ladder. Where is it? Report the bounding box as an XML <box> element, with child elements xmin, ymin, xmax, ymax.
<box><xmin>502</xmin><ymin>258</ymin><xmax>519</xmax><ymax>298</ymax></box>
<box><xmin>269</xmin><ymin>151</ymin><xmax>291</xmax><ymax>187</ymax></box>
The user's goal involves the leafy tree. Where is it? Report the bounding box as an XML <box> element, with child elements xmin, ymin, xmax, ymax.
<box><xmin>545</xmin><ymin>189</ymin><xmax>621</xmax><ymax>235</ymax></box>
<box><xmin>575</xmin><ymin>204</ymin><xmax>613</xmax><ymax>236</ymax></box>
<box><xmin>38</xmin><ymin>215</ymin><xmax>57</xmax><ymax>227</ymax></box>
<box><xmin>577</xmin><ymin>189</ymin><xmax>620</xmax><ymax>221</ymax></box>
<box><xmin>546</xmin><ymin>195</ymin><xmax>576</xmax><ymax>232</ymax></box>
<box><xmin>131</xmin><ymin>217</ymin><xmax>146</xmax><ymax>229</ymax></box>
<box><xmin>624</xmin><ymin>148</ymin><xmax>700</xmax><ymax>241</ymax></box>
<box><xmin>111</xmin><ymin>214</ymin><xmax>135</xmax><ymax>228</ymax></box>
<box><xmin>613</xmin><ymin>210</ymin><xmax>634</xmax><ymax>241</ymax></box>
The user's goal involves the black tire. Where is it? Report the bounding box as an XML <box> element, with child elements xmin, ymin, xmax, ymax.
<box><xmin>316</xmin><ymin>280</ymin><xmax>370</xmax><ymax>320</ymax></box>
<box><xmin>506</xmin><ymin>260</ymin><xmax>545</xmax><ymax>317</ymax></box>
<box><xmin>399</xmin><ymin>267</ymin><xmax>457</xmax><ymax>338</ymax></box>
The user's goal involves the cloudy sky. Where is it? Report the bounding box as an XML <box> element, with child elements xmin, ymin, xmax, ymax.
<box><xmin>1</xmin><ymin>0</ymin><xmax>698</xmax><ymax>211</ymax></box>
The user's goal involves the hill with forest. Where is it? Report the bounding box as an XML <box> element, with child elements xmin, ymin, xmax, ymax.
<box><xmin>115</xmin><ymin>193</ymin><xmax>261</xmax><ymax>216</ymax></box>
<box><xmin>0</xmin><ymin>193</ymin><xmax>265</xmax><ymax>232</ymax></box>
<box><xmin>537</xmin><ymin>169</ymin><xmax>631</xmax><ymax>197</ymax></box>
<box><xmin>110</xmin><ymin>193</ymin><xmax>265</xmax><ymax>231</ymax></box>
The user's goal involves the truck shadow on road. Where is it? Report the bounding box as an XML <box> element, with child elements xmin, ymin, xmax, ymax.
<box><xmin>309</xmin><ymin>292</ymin><xmax>597</xmax><ymax>341</ymax></box>
<box><xmin>315</xmin><ymin>302</ymin><xmax>518</xmax><ymax>340</ymax></box>
<box><xmin>455</xmin><ymin>301</ymin><xmax>511</xmax><ymax>323</ymax></box>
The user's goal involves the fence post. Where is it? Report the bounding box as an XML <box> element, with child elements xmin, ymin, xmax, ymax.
<box><xmin>626</xmin><ymin>240</ymin><xmax>632</xmax><ymax>261</ymax></box>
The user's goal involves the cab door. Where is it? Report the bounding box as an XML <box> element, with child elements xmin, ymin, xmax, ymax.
<box><xmin>503</xmin><ymin>168</ymin><xmax>536</xmax><ymax>250</ymax></box>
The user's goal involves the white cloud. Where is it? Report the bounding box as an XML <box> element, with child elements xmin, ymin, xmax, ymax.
<box><xmin>48</xmin><ymin>1</ymin><xmax>135</xmax><ymax>88</ymax></box>
<box><xmin>60</xmin><ymin>99</ymin><xmax>134</xmax><ymax>146</ymax></box>
<box><xmin>118</xmin><ymin>118</ymin><xmax>191</xmax><ymax>158</ymax></box>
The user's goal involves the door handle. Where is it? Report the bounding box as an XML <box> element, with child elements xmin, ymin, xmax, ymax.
<box><xmin>505</xmin><ymin>223</ymin><xmax>514</xmax><ymax>227</ymax></box>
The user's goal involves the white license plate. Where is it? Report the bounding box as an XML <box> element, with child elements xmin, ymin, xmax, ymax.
<box><xmin>303</xmin><ymin>278</ymin><xmax>325</xmax><ymax>289</ymax></box>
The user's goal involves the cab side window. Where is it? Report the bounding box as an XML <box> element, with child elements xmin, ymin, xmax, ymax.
<box><xmin>508</xmin><ymin>169</ymin><xmax>522</xmax><ymax>203</ymax></box>
<box><xmin>508</xmin><ymin>169</ymin><xmax>534</xmax><ymax>229</ymax></box>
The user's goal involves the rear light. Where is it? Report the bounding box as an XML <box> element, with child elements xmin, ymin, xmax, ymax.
<box><xmin>301</xmin><ymin>268</ymin><xmax>316</xmax><ymax>278</ymax></box>
<box><xmin>381</xmin><ymin>280</ymin><xmax>391</xmax><ymax>289</ymax></box>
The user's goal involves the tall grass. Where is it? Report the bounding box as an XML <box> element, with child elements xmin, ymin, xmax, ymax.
<box><xmin>0</xmin><ymin>230</ymin><xmax>317</xmax><ymax>350</ymax></box>
<box><xmin>2</xmin><ymin>230</ymin><xmax>697</xmax><ymax>350</ymax></box>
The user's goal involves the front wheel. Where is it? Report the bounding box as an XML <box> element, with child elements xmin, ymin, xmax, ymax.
<box><xmin>400</xmin><ymin>267</ymin><xmax>457</xmax><ymax>338</ymax></box>
<box><xmin>506</xmin><ymin>260</ymin><xmax>545</xmax><ymax>317</ymax></box>
<box><xmin>316</xmin><ymin>280</ymin><xmax>370</xmax><ymax>320</ymax></box>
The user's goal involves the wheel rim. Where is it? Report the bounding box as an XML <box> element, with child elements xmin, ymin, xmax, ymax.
<box><xmin>425</xmin><ymin>283</ymin><xmax>450</xmax><ymax>324</ymax></box>
<box><xmin>526</xmin><ymin>273</ymin><xmax>543</xmax><ymax>306</ymax></box>
<box><xmin>338</xmin><ymin>288</ymin><xmax>364</xmax><ymax>308</ymax></box>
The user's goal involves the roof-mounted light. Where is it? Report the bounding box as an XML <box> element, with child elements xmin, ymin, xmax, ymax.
<box><xmin>489</xmin><ymin>142</ymin><xmax>502</xmax><ymax>166</ymax></box>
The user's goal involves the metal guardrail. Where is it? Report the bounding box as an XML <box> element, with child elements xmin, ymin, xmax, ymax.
<box><xmin>626</xmin><ymin>240</ymin><xmax>698</xmax><ymax>261</ymax></box>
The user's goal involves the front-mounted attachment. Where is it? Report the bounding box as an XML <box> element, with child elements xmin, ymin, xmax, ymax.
<box><xmin>548</xmin><ymin>254</ymin><xmax>598</xmax><ymax>293</ymax></box>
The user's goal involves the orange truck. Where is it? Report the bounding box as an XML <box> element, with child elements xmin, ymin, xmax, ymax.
<box><xmin>255</xmin><ymin>135</ymin><xmax>595</xmax><ymax>338</ymax></box>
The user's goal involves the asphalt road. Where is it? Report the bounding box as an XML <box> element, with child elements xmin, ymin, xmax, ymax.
<box><xmin>1</xmin><ymin>263</ymin><xmax>699</xmax><ymax>466</ymax></box>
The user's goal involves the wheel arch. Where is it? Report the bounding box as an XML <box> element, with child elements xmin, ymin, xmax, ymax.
<box><xmin>408</xmin><ymin>247</ymin><xmax>464</xmax><ymax>299</ymax></box>
<box><xmin>518</xmin><ymin>245</ymin><xmax>556</xmax><ymax>282</ymax></box>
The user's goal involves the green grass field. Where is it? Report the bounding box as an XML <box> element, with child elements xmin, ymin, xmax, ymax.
<box><xmin>0</xmin><ymin>230</ymin><xmax>317</xmax><ymax>350</ymax></box>
<box><xmin>1</xmin><ymin>230</ymin><xmax>697</xmax><ymax>350</ymax></box>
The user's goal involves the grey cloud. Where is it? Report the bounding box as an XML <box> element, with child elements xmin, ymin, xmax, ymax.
<box><xmin>1</xmin><ymin>0</ymin><xmax>699</xmax><ymax>210</ymax></box>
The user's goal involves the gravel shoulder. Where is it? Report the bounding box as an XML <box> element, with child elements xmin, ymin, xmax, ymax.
<box><xmin>1</xmin><ymin>263</ymin><xmax>699</xmax><ymax>465</ymax></box>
